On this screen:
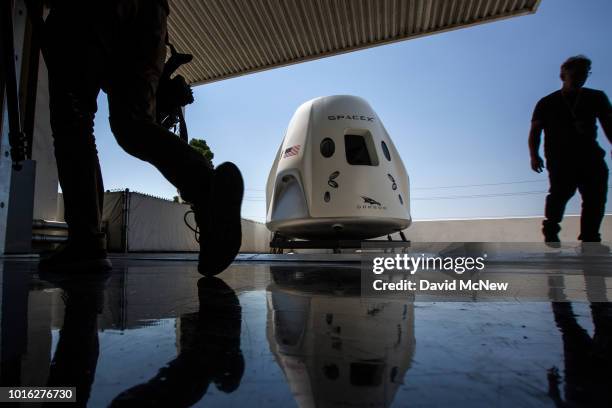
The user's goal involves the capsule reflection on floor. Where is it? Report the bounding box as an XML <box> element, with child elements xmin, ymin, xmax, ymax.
<box><xmin>267</xmin><ymin>266</ymin><xmax>414</xmax><ymax>408</ymax></box>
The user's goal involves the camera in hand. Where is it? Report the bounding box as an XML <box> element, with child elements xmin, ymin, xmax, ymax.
<box><xmin>157</xmin><ymin>43</ymin><xmax>194</xmax><ymax>141</ymax></box>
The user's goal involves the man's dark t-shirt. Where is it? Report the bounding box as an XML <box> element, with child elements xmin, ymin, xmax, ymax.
<box><xmin>532</xmin><ymin>87</ymin><xmax>612</xmax><ymax>163</ymax></box>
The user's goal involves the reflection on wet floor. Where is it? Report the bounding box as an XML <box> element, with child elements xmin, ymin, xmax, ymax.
<box><xmin>268</xmin><ymin>266</ymin><xmax>414</xmax><ymax>408</ymax></box>
<box><xmin>0</xmin><ymin>258</ymin><xmax>611</xmax><ymax>407</ymax></box>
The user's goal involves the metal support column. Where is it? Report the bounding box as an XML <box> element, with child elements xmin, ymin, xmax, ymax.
<box><xmin>1</xmin><ymin>0</ymin><xmax>39</xmax><ymax>254</ymax></box>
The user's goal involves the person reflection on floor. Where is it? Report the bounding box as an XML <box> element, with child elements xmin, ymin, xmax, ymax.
<box><xmin>110</xmin><ymin>277</ymin><xmax>244</xmax><ymax>407</ymax></box>
<box><xmin>41</xmin><ymin>273</ymin><xmax>109</xmax><ymax>408</ymax></box>
<box><xmin>548</xmin><ymin>271</ymin><xmax>612</xmax><ymax>407</ymax></box>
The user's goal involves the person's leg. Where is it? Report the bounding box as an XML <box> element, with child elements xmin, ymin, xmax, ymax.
<box><xmin>110</xmin><ymin>277</ymin><xmax>244</xmax><ymax>407</ymax></box>
<box><xmin>106</xmin><ymin>0</ymin><xmax>243</xmax><ymax>276</ymax></box>
<box><xmin>551</xmin><ymin>302</ymin><xmax>593</xmax><ymax>404</ymax></box>
<box><xmin>44</xmin><ymin>9</ymin><xmax>105</xmax><ymax>242</ymax></box>
<box><xmin>46</xmin><ymin>279</ymin><xmax>105</xmax><ymax>407</ymax></box>
<box><xmin>543</xmin><ymin>166</ymin><xmax>577</xmax><ymax>242</ymax></box>
<box><xmin>590</xmin><ymin>302</ymin><xmax>612</xmax><ymax>365</ymax></box>
<box><xmin>577</xmin><ymin>159</ymin><xmax>608</xmax><ymax>242</ymax></box>
<box><xmin>106</xmin><ymin>1</ymin><xmax>212</xmax><ymax>203</ymax></box>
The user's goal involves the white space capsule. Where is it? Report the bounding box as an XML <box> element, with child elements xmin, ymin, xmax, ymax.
<box><xmin>266</xmin><ymin>95</ymin><xmax>411</xmax><ymax>240</ymax></box>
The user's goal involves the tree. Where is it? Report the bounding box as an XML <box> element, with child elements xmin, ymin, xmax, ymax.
<box><xmin>189</xmin><ymin>138</ymin><xmax>214</xmax><ymax>168</ymax></box>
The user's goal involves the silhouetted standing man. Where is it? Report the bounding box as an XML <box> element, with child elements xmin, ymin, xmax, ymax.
<box><xmin>529</xmin><ymin>56</ymin><xmax>612</xmax><ymax>251</ymax></box>
<box><xmin>41</xmin><ymin>0</ymin><xmax>244</xmax><ymax>275</ymax></box>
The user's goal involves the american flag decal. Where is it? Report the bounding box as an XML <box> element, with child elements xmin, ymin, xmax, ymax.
<box><xmin>283</xmin><ymin>144</ymin><xmax>301</xmax><ymax>158</ymax></box>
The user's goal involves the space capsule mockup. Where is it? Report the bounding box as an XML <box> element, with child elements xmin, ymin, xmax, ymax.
<box><xmin>266</xmin><ymin>95</ymin><xmax>411</xmax><ymax>240</ymax></box>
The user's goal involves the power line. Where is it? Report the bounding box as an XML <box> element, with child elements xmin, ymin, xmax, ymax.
<box><xmin>413</xmin><ymin>190</ymin><xmax>547</xmax><ymax>200</ymax></box>
<box><xmin>246</xmin><ymin>179</ymin><xmax>549</xmax><ymax>193</ymax></box>
<box><xmin>413</xmin><ymin>187</ymin><xmax>612</xmax><ymax>201</ymax></box>
<box><xmin>242</xmin><ymin>191</ymin><xmax>546</xmax><ymax>202</ymax></box>
<box><xmin>411</xmin><ymin>179</ymin><xmax>545</xmax><ymax>190</ymax></box>
<box><xmin>243</xmin><ymin>182</ymin><xmax>612</xmax><ymax>202</ymax></box>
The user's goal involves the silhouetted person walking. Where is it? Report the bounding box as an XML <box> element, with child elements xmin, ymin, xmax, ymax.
<box><xmin>529</xmin><ymin>56</ymin><xmax>612</xmax><ymax>252</ymax></box>
<box><xmin>40</xmin><ymin>0</ymin><xmax>243</xmax><ymax>275</ymax></box>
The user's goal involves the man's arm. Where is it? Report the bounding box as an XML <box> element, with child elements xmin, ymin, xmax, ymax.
<box><xmin>529</xmin><ymin>120</ymin><xmax>545</xmax><ymax>173</ymax></box>
<box><xmin>597</xmin><ymin>91</ymin><xmax>612</xmax><ymax>146</ymax></box>
<box><xmin>600</xmin><ymin>112</ymin><xmax>612</xmax><ymax>145</ymax></box>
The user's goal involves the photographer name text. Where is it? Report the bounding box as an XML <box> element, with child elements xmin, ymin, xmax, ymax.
<box><xmin>372</xmin><ymin>279</ymin><xmax>508</xmax><ymax>291</ymax></box>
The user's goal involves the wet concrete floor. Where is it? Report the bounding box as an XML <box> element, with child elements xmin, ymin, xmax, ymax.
<box><xmin>0</xmin><ymin>256</ymin><xmax>611</xmax><ymax>407</ymax></box>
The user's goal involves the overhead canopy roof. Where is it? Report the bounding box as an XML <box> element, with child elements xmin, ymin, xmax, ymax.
<box><xmin>167</xmin><ymin>0</ymin><xmax>541</xmax><ymax>85</ymax></box>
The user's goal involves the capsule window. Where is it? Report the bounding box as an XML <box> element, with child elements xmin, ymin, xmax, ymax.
<box><xmin>350</xmin><ymin>363</ymin><xmax>383</xmax><ymax>386</ymax></box>
<box><xmin>381</xmin><ymin>141</ymin><xmax>391</xmax><ymax>161</ymax></box>
<box><xmin>345</xmin><ymin>134</ymin><xmax>379</xmax><ymax>166</ymax></box>
<box><xmin>320</xmin><ymin>138</ymin><xmax>335</xmax><ymax>158</ymax></box>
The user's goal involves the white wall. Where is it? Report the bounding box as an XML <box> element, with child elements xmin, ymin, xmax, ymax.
<box><xmin>57</xmin><ymin>192</ymin><xmax>272</xmax><ymax>252</ymax></box>
<box><xmin>405</xmin><ymin>214</ymin><xmax>612</xmax><ymax>243</ymax></box>
<box><xmin>57</xmin><ymin>191</ymin><xmax>612</xmax><ymax>251</ymax></box>
<box><xmin>242</xmin><ymin>218</ymin><xmax>272</xmax><ymax>253</ymax></box>
<box><xmin>126</xmin><ymin>193</ymin><xmax>271</xmax><ymax>252</ymax></box>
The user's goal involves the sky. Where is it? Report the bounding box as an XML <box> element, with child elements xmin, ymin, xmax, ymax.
<box><xmin>93</xmin><ymin>0</ymin><xmax>612</xmax><ymax>223</ymax></box>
